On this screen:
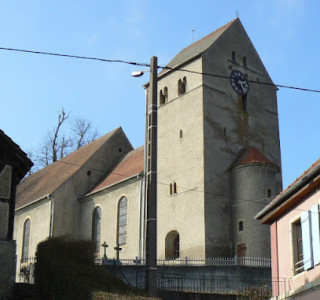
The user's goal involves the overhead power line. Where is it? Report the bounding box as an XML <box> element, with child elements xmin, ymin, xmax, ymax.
<box><xmin>0</xmin><ymin>46</ymin><xmax>320</xmax><ymax>93</ymax></box>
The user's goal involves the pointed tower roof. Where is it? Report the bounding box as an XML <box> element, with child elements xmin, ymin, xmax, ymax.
<box><xmin>233</xmin><ymin>147</ymin><xmax>279</xmax><ymax>170</ymax></box>
<box><xmin>158</xmin><ymin>18</ymin><xmax>238</xmax><ymax>77</ymax></box>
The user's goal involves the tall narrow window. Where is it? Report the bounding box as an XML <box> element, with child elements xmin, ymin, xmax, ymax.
<box><xmin>117</xmin><ymin>196</ymin><xmax>128</xmax><ymax>246</ymax></box>
<box><xmin>243</xmin><ymin>56</ymin><xmax>247</xmax><ymax>67</ymax></box>
<box><xmin>178</xmin><ymin>77</ymin><xmax>186</xmax><ymax>95</ymax></box>
<box><xmin>159</xmin><ymin>87</ymin><xmax>168</xmax><ymax>105</ymax></box>
<box><xmin>92</xmin><ymin>206</ymin><xmax>101</xmax><ymax>254</ymax></box>
<box><xmin>22</xmin><ymin>219</ymin><xmax>31</xmax><ymax>262</ymax></box>
<box><xmin>242</xmin><ymin>95</ymin><xmax>248</xmax><ymax>111</ymax></box>
<box><xmin>165</xmin><ymin>230</ymin><xmax>180</xmax><ymax>259</ymax></box>
<box><xmin>232</xmin><ymin>51</ymin><xmax>236</xmax><ymax>61</ymax></box>
<box><xmin>267</xmin><ymin>188</ymin><xmax>272</xmax><ymax>198</ymax></box>
<box><xmin>173</xmin><ymin>182</ymin><xmax>177</xmax><ymax>194</ymax></box>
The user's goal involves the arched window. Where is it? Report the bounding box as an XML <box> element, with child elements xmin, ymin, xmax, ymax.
<box><xmin>165</xmin><ymin>230</ymin><xmax>180</xmax><ymax>259</ymax></box>
<box><xmin>159</xmin><ymin>87</ymin><xmax>168</xmax><ymax>105</ymax></box>
<box><xmin>178</xmin><ymin>77</ymin><xmax>186</xmax><ymax>95</ymax></box>
<box><xmin>92</xmin><ymin>206</ymin><xmax>101</xmax><ymax>254</ymax></box>
<box><xmin>22</xmin><ymin>219</ymin><xmax>31</xmax><ymax>261</ymax></box>
<box><xmin>117</xmin><ymin>196</ymin><xmax>128</xmax><ymax>246</ymax></box>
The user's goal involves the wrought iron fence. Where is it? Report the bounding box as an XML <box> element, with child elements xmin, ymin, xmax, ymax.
<box><xmin>95</xmin><ymin>255</ymin><xmax>271</xmax><ymax>267</ymax></box>
<box><xmin>18</xmin><ymin>256</ymin><xmax>36</xmax><ymax>283</ymax></box>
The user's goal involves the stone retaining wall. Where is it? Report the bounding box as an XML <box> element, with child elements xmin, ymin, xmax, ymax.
<box><xmin>0</xmin><ymin>240</ymin><xmax>16</xmax><ymax>299</ymax></box>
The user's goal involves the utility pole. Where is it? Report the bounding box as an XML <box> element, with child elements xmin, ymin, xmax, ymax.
<box><xmin>146</xmin><ymin>56</ymin><xmax>158</xmax><ymax>297</ymax></box>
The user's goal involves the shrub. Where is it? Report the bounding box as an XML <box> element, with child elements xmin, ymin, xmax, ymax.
<box><xmin>34</xmin><ymin>236</ymin><xmax>139</xmax><ymax>300</ymax></box>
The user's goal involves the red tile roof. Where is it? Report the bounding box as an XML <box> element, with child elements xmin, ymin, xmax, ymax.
<box><xmin>236</xmin><ymin>147</ymin><xmax>276</xmax><ymax>167</ymax></box>
<box><xmin>16</xmin><ymin>128</ymin><xmax>121</xmax><ymax>209</ymax></box>
<box><xmin>256</xmin><ymin>158</ymin><xmax>320</xmax><ymax>223</ymax></box>
<box><xmin>88</xmin><ymin>146</ymin><xmax>144</xmax><ymax>194</ymax></box>
<box><xmin>272</xmin><ymin>158</ymin><xmax>320</xmax><ymax>203</ymax></box>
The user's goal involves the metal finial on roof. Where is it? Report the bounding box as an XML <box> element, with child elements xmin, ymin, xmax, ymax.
<box><xmin>192</xmin><ymin>29</ymin><xmax>195</xmax><ymax>43</ymax></box>
<box><xmin>236</xmin><ymin>10</ymin><xmax>239</xmax><ymax>18</ymax></box>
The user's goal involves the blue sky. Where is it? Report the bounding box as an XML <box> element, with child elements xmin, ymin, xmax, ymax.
<box><xmin>0</xmin><ymin>0</ymin><xmax>319</xmax><ymax>189</ymax></box>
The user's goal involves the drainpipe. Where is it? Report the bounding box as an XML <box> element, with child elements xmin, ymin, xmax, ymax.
<box><xmin>138</xmin><ymin>178</ymin><xmax>144</xmax><ymax>259</ymax></box>
<box><xmin>48</xmin><ymin>195</ymin><xmax>54</xmax><ymax>237</ymax></box>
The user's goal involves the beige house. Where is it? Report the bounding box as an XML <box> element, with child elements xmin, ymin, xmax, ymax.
<box><xmin>256</xmin><ymin>159</ymin><xmax>320</xmax><ymax>300</ymax></box>
<box><xmin>15</xmin><ymin>18</ymin><xmax>282</xmax><ymax>275</ymax></box>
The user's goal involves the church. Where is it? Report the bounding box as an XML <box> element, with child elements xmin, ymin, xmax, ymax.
<box><xmin>14</xmin><ymin>18</ymin><xmax>282</xmax><ymax>272</ymax></box>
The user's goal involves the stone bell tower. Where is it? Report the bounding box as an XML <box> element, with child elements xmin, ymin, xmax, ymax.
<box><xmin>154</xmin><ymin>18</ymin><xmax>282</xmax><ymax>259</ymax></box>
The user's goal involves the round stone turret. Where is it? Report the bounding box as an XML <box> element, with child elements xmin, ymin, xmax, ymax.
<box><xmin>231</xmin><ymin>147</ymin><xmax>279</xmax><ymax>258</ymax></box>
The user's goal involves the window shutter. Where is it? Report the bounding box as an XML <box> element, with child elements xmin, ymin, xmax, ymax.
<box><xmin>311</xmin><ymin>204</ymin><xmax>320</xmax><ymax>265</ymax></box>
<box><xmin>301</xmin><ymin>211</ymin><xmax>313</xmax><ymax>270</ymax></box>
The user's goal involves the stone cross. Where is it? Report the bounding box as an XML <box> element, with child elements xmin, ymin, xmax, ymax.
<box><xmin>101</xmin><ymin>242</ymin><xmax>108</xmax><ymax>258</ymax></box>
<box><xmin>114</xmin><ymin>243</ymin><xmax>122</xmax><ymax>260</ymax></box>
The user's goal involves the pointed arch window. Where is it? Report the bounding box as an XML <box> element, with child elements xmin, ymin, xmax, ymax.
<box><xmin>92</xmin><ymin>206</ymin><xmax>101</xmax><ymax>254</ymax></box>
<box><xmin>165</xmin><ymin>230</ymin><xmax>180</xmax><ymax>259</ymax></box>
<box><xmin>117</xmin><ymin>196</ymin><xmax>128</xmax><ymax>246</ymax></box>
<box><xmin>22</xmin><ymin>218</ymin><xmax>31</xmax><ymax>262</ymax></box>
<box><xmin>178</xmin><ymin>77</ymin><xmax>187</xmax><ymax>95</ymax></box>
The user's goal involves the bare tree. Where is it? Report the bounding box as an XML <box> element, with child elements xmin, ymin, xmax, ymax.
<box><xmin>31</xmin><ymin>108</ymin><xmax>99</xmax><ymax>171</ymax></box>
<box><xmin>71</xmin><ymin>118</ymin><xmax>98</xmax><ymax>150</ymax></box>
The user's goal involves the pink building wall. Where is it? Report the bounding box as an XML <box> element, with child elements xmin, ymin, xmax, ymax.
<box><xmin>273</xmin><ymin>189</ymin><xmax>320</xmax><ymax>296</ymax></box>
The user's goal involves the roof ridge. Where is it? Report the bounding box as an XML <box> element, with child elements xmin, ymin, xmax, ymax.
<box><xmin>25</xmin><ymin>127</ymin><xmax>121</xmax><ymax>178</ymax></box>
<box><xmin>174</xmin><ymin>18</ymin><xmax>238</xmax><ymax>60</ymax></box>
<box><xmin>157</xmin><ymin>18</ymin><xmax>239</xmax><ymax>78</ymax></box>
<box><xmin>16</xmin><ymin>127</ymin><xmax>123</xmax><ymax>208</ymax></box>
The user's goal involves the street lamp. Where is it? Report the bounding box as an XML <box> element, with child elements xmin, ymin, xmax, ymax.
<box><xmin>131</xmin><ymin>70</ymin><xmax>149</xmax><ymax>77</ymax></box>
<box><xmin>132</xmin><ymin>56</ymin><xmax>158</xmax><ymax>297</ymax></box>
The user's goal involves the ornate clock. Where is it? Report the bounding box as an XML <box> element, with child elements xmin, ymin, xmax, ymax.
<box><xmin>229</xmin><ymin>70</ymin><xmax>249</xmax><ymax>95</ymax></box>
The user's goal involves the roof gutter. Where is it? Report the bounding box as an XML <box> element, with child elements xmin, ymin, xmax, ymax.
<box><xmin>255</xmin><ymin>164</ymin><xmax>320</xmax><ymax>220</ymax></box>
<box><xmin>15</xmin><ymin>193</ymin><xmax>51</xmax><ymax>211</ymax></box>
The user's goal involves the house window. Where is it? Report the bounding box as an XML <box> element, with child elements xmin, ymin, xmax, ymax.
<box><xmin>169</xmin><ymin>183</ymin><xmax>173</xmax><ymax>195</ymax></box>
<box><xmin>292</xmin><ymin>205</ymin><xmax>320</xmax><ymax>275</ymax></box>
<box><xmin>160</xmin><ymin>87</ymin><xmax>168</xmax><ymax>105</ymax></box>
<box><xmin>22</xmin><ymin>218</ymin><xmax>31</xmax><ymax>262</ymax></box>
<box><xmin>292</xmin><ymin>219</ymin><xmax>303</xmax><ymax>274</ymax></box>
<box><xmin>178</xmin><ymin>77</ymin><xmax>187</xmax><ymax>95</ymax></box>
<box><xmin>92</xmin><ymin>206</ymin><xmax>101</xmax><ymax>254</ymax></box>
<box><xmin>117</xmin><ymin>196</ymin><xmax>128</xmax><ymax>246</ymax></box>
<box><xmin>165</xmin><ymin>230</ymin><xmax>180</xmax><ymax>259</ymax></box>
<box><xmin>180</xmin><ymin>130</ymin><xmax>183</xmax><ymax>138</ymax></box>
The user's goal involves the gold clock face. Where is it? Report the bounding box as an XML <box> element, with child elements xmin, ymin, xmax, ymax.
<box><xmin>229</xmin><ymin>70</ymin><xmax>249</xmax><ymax>95</ymax></box>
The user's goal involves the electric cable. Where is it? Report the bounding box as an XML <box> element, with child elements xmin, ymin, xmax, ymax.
<box><xmin>0</xmin><ymin>46</ymin><xmax>319</xmax><ymax>94</ymax></box>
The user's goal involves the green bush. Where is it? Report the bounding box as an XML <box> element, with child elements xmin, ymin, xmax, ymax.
<box><xmin>34</xmin><ymin>236</ymin><xmax>139</xmax><ymax>300</ymax></box>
